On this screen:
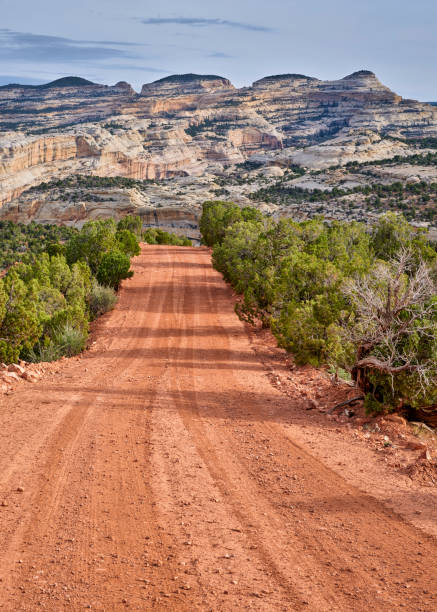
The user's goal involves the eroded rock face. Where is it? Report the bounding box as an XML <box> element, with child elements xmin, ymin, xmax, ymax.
<box><xmin>140</xmin><ymin>73</ymin><xmax>234</xmax><ymax>96</ymax></box>
<box><xmin>0</xmin><ymin>70</ymin><xmax>436</xmax><ymax>221</ymax></box>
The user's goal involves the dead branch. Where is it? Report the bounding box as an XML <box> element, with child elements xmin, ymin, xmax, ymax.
<box><xmin>327</xmin><ymin>396</ymin><xmax>364</xmax><ymax>414</ymax></box>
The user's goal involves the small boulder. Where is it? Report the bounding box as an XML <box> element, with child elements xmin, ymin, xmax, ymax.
<box><xmin>8</xmin><ymin>364</ymin><xmax>25</xmax><ymax>376</ymax></box>
<box><xmin>259</xmin><ymin>165</ymin><xmax>284</xmax><ymax>178</ymax></box>
<box><xmin>22</xmin><ymin>371</ymin><xmax>39</xmax><ymax>383</ymax></box>
<box><xmin>1</xmin><ymin>372</ymin><xmax>20</xmax><ymax>383</ymax></box>
<box><xmin>406</xmin><ymin>440</ymin><xmax>427</xmax><ymax>451</ymax></box>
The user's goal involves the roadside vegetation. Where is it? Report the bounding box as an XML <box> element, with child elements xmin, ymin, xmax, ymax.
<box><xmin>0</xmin><ymin>215</ymin><xmax>193</xmax><ymax>364</ymax></box>
<box><xmin>143</xmin><ymin>228</ymin><xmax>192</xmax><ymax>246</ymax></box>
<box><xmin>200</xmin><ymin>201</ymin><xmax>437</xmax><ymax>417</ymax></box>
<box><xmin>0</xmin><ymin>216</ymin><xmax>141</xmax><ymax>364</ymax></box>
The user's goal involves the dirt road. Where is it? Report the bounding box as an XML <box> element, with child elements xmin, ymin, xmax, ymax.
<box><xmin>0</xmin><ymin>245</ymin><xmax>435</xmax><ymax>611</ymax></box>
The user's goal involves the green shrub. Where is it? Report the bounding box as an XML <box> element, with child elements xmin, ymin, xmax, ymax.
<box><xmin>88</xmin><ymin>281</ymin><xmax>117</xmax><ymax>319</ymax></box>
<box><xmin>0</xmin><ymin>220</ymin><xmax>77</xmax><ymax>271</ymax></box>
<box><xmin>0</xmin><ymin>219</ymin><xmax>137</xmax><ymax>364</ymax></box>
<box><xmin>363</xmin><ymin>394</ymin><xmax>385</xmax><ymax>415</ymax></box>
<box><xmin>54</xmin><ymin>322</ymin><xmax>87</xmax><ymax>357</ymax></box>
<box><xmin>142</xmin><ymin>228</ymin><xmax>192</xmax><ymax>246</ymax></box>
<box><xmin>66</xmin><ymin>219</ymin><xmax>118</xmax><ymax>274</ymax></box>
<box><xmin>28</xmin><ymin>323</ymin><xmax>87</xmax><ymax>362</ymax></box>
<box><xmin>200</xmin><ymin>200</ymin><xmax>262</xmax><ymax>246</ymax></box>
<box><xmin>97</xmin><ymin>250</ymin><xmax>133</xmax><ymax>289</ymax></box>
<box><xmin>115</xmin><ymin>229</ymin><xmax>140</xmax><ymax>257</ymax></box>
<box><xmin>117</xmin><ymin>214</ymin><xmax>142</xmax><ymax>238</ymax></box>
<box><xmin>27</xmin><ymin>340</ymin><xmax>63</xmax><ymax>363</ymax></box>
<box><xmin>201</xmin><ymin>201</ymin><xmax>437</xmax><ymax>412</ymax></box>
<box><xmin>46</xmin><ymin>242</ymin><xmax>66</xmax><ymax>257</ymax></box>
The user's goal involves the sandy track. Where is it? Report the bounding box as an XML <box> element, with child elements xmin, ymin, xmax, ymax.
<box><xmin>0</xmin><ymin>245</ymin><xmax>435</xmax><ymax>611</ymax></box>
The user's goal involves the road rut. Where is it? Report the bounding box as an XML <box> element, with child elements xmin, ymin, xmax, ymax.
<box><xmin>0</xmin><ymin>245</ymin><xmax>435</xmax><ymax>611</ymax></box>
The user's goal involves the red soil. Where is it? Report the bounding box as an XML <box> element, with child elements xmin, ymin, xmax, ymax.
<box><xmin>0</xmin><ymin>245</ymin><xmax>435</xmax><ymax>611</ymax></box>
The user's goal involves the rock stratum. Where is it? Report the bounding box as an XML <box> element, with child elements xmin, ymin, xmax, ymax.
<box><xmin>0</xmin><ymin>70</ymin><xmax>436</xmax><ymax>226</ymax></box>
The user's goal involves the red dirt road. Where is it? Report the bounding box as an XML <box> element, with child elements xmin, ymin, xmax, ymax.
<box><xmin>0</xmin><ymin>245</ymin><xmax>435</xmax><ymax>611</ymax></box>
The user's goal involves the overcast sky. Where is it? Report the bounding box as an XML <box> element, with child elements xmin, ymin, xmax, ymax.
<box><xmin>1</xmin><ymin>0</ymin><xmax>436</xmax><ymax>100</ymax></box>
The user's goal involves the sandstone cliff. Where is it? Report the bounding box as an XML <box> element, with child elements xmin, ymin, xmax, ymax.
<box><xmin>0</xmin><ymin>70</ymin><xmax>436</xmax><ymax>223</ymax></box>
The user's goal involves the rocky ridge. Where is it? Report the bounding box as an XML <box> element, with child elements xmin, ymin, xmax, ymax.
<box><xmin>0</xmin><ymin>70</ymin><xmax>436</xmax><ymax>228</ymax></box>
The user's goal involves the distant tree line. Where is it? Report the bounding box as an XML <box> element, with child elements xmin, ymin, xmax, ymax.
<box><xmin>0</xmin><ymin>221</ymin><xmax>77</xmax><ymax>270</ymax></box>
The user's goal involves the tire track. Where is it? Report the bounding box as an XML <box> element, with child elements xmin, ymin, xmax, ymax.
<box><xmin>0</xmin><ymin>245</ymin><xmax>435</xmax><ymax>612</ymax></box>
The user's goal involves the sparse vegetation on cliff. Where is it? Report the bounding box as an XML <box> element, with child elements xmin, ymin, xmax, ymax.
<box><xmin>185</xmin><ymin>118</ymin><xmax>233</xmax><ymax>139</ymax></box>
<box><xmin>25</xmin><ymin>174</ymin><xmax>157</xmax><ymax>196</ymax></box>
<box><xmin>249</xmin><ymin>178</ymin><xmax>437</xmax><ymax>223</ymax></box>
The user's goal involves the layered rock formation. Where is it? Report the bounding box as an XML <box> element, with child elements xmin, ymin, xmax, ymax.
<box><xmin>140</xmin><ymin>73</ymin><xmax>233</xmax><ymax>96</ymax></box>
<box><xmin>0</xmin><ymin>70</ymin><xmax>436</xmax><ymax>223</ymax></box>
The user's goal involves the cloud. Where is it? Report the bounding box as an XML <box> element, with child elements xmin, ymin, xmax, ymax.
<box><xmin>208</xmin><ymin>52</ymin><xmax>234</xmax><ymax>59</ymax></box>
<box><xmin>141</xmin><ymin>17</ymin><xmax>273</xmax><ymax>32</ymax></box>
<box><xmin>99</xmin><ymin>64</ymin><xmax>170</xmax><ymax>73</ymax></box>
<box><xmin>0</xmin><ymin>29</ymin><xmax>142</xmax><ymax>63</ymax></box>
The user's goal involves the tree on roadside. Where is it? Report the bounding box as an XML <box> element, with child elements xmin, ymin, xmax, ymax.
<box><xmin>115</xmin><ymin>229</ymin><xmax>141</xmax><ymax>257</ymax></box>
<box><xmin>97</xmin><ymin>251</ymin><xmax>133</xmax><ymax>290</ymax></box>
<box><xmin>341</xmin><ymin>249</ymin><xmax>437</xmax><ymax>411</ymax></box>
<box><xmin>142</xmin><ymin>228</ymin><xmax>192</xmax><ymax>246</ymax></box>
<box><xmin>66</xmin><ymin>219</ymin><xmax>117</xmax><ymax>274</ymax></box>
<box><xmin>117</xmin><ymin>215</ymin><xmax>142</xmax><ymax>239</ymax></box>
<box><xmin>0</xmin><ymin>271</ymin><xmax>42</xmax><ymax>363</ymax></box>
<box><xmin>200</xmin><ymin>201</ymin><xmax>247</xmax><ymax>246</ymax></box>
<box><xmin>200</xmin><ymin>201</ymin><xmax>437</xmax><ymax>416</ymax></box>
<box><xmin>371</xmin><ymin>212</ymin><xmax>436</xmax><ymax>264</ymax></box>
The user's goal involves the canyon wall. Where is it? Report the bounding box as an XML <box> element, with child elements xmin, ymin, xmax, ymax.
<box><xmin>0</xmin><ymin>70</ymin><xmax>436</xmax><ymax>219</ymax></box>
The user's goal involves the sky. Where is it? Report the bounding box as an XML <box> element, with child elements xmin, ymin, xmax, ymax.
<box><xmin>0</xmin><ymin>0</ymin><xmax>436</xmax><ymax>100</ymax></box>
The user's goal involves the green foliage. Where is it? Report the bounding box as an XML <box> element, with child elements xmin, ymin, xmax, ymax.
<box><xmin>0</xmin><ymin>220</ymin><xmax>77</xmax><ymax>270</ymax></box>
<box><xmin>200</xmin><ymin>201</ymin><xmax>262</xmax><ymax>247</ymax></box>
<box><xmin>28</xmin><ymin>323</ymin><xmax>87</xmax><ymax>362</ymax></box>
<box><xmin>46</xmin><ymin>242</ymin><xmax>67</xmax><ymax>257</ymax></box>
<box><xmin>370</xmin><ymin>212</ymin><xmax>436</xmax><ymax>264</ymax></box>
<box><xmin>0</xmin><ymin>219</ymin><xmax>137</xmax><ymax>364</ymax></box>
<box><xmin>66</xmin><ymin>219</ymin><xmax>118</xmax><ymax>274</ymax></box>
<box><xmin>88</xmin><ymin>281</ymin><xmax>117</xmax><ymax>319</ymax></box>
<box><xmin>185</xmin><ymin>118</ymin><xmax>233</xmax><ymax>139</ymax></box>
<box><xmin>115</xmin><ymin>229</ymin><xmax>141</xmax><ymax>257</ymax></box>
<box><xmin>25</xmin><ymin>174</ymin><xmax>156</xmax><ymax>196</ymax></box>
<box><xmin>0</xmin><ymin>270</ymin><xmax>42</xmax><ymax>363</ymax></box>
<box><xmin>248</xmin><ymin>172</ymin><xmax>437</xmax><ymax>224</ymax></box>
<box><xmin>363</xmin><ymin>393</ymin><xmax>385</xmax><ymax>415</ymax></box>
<box><xmin>200</xmin><ymin>201</ymin><xmax>437</xmax><ymax>411</ymax></box>
<box><xmin>53</xmin><ymin>322</ymin><xmax>88</xmax><ymax>357</ymax></box>
<box><xmin>96</xmin><ymin>251</ymin><xmax>133</xmax><ymax>290</ymax></box>
<box><xmin>117</xmin><ymin>215</ymin><xmax>143</xmax><ymax>238</ymax></box>
<box><xmin>142</xmin><ymin>228</ymin><xmax>192</xmax><ymax>246</ymax></box>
